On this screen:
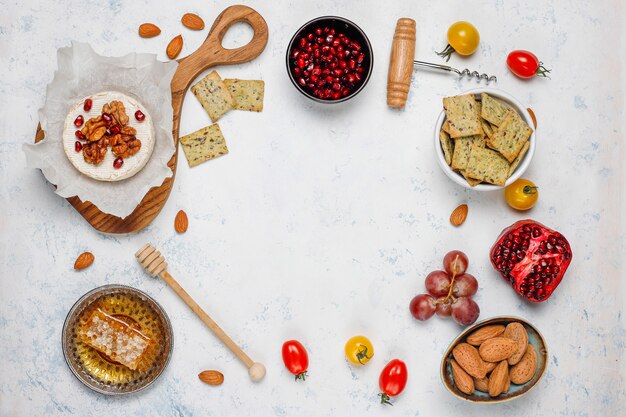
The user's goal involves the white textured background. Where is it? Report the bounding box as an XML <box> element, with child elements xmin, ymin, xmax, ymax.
<box><xmin>0</xmin><ymin>0</ymin><xmax>624</xmax><ymax>416</ymax></box>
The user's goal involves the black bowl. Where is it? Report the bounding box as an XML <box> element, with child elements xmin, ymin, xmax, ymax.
<box><xmin>286</xmin><ymin>16</ymin><xmax>373</xmax><ymax>103</ymax></box>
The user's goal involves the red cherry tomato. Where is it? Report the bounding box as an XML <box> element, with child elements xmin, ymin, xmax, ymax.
<box><xmin>378</xmin><ymin>359</ymin><xmax>408</xmax><ymax>405</ymax></box>
<box><xmin>282</xmin><ymin>340</ymin><xmax>309</xmax><ymax>381</ymax></box>
<box><xmin>507</xmin><ymin>50</ymin><xmax>551</xmax><ymax>79</ymax></box>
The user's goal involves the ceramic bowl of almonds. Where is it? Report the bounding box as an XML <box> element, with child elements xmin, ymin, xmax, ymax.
<box><xmin>440</xmin><ymin>316</ymin><xmax>547</xmax><ymax>403</ymax></box>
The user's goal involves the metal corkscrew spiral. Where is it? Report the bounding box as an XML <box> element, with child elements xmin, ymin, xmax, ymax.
<box><xmin>413</xmin><ymin>60</ymin><xmax>497</xmax><ymax>83</ymax></box>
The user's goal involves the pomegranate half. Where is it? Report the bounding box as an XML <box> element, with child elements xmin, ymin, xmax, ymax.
<box><xmin>490</xmin><ymin>220</ymin><xmax>572</xmax><ymax>302</ymax></box>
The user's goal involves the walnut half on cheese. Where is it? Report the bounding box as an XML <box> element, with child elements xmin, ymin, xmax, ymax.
<box><xmin>78</xmin><ymin>309</ymin><xmax>151</xmax><ymax>370</ymax></box>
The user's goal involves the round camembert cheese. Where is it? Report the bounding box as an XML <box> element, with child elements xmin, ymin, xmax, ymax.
<box><xmin>63</xmin><ymin>91</ymin><xmax>155</xmax><ymax>182</ymax></box>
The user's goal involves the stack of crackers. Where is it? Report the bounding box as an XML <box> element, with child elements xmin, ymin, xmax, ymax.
<box><xmin>179</xmin><ymin>70</ymin><xmax>265</xmax><ymax>167</ymax></box>
<box><xmin>439</xmin><ymin>93</ymin><xmax>533</xmax><ymax>187</ymax></box>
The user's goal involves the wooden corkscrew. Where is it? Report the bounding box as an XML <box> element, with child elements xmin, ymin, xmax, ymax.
<box><xmin>135</xmin><ymin>244</ymin><xmax>266</xmax><ymax>382</ymax></box>
<box><xmin>387</xmin><ymin>18</ymin><xmax>497</xmax><ymax>108</ymax></box>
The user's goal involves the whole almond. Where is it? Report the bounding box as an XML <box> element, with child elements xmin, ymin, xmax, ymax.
<box><xmin>166</xmin><ymin>35</ymin><xmax>183</xmax><ymax>59</ymax></box>
<box><xmin>450</xmin><ymin>359</ymin><xmax>474</xmax><ymax>395</ymax></box>
<box><xmin>479</xmin><ymin>337</ymin><xmax>518</xmax><ymax>363</ymax></box>
<box><xmin>503</xmin><ymin>322</ymin><xmax>529</xmax><ymax>365</ymax></box>
<box><xmin>452</xmin><ymin>343</ymin><xmax>486</xmax><ymax>379</ymax></box>
<box><xmin>466</xmin><ymin>324</ymin><xmax>506</xmax><ymax>346</ymax></box>
<box><xmin>474</xmin><ymin>376</ymin><xmax>489</xmax><ymax>393</ymax></box>
<box><xmin>450</xmin><ymin>204</ymin><xmax>468</xmax><ymax>226</ymax></box>
<box><xmin>483</xmin><ymin>360</ymin><xmax>498</xmax><ymax>373</ymax></box>
<box><xmin>488</xmin><ymin>360</ymin><xmax>509</xmax><ymax>397</ymax></box>
<box><xmin>510</xmin><ymin>344</ymin><xmax>538</xmax><ymax>384</ymax></box>
<box><xmin>503</xmin><ymin>374</ymin><xmax>511</xmax><ymax>393</ymax></box>
<box><xmin>174</xmin><ymin>210</ymin><xmax>188</xmax><ymax>233</ymax></box>
<box><xmin>527</xmin><ymin>107</ymin><xmax>537</xmax><ymax>129</ymax></box>
<box><xmin>138</xmin><ymin>23</ymin><xmax>161</xmax><ymax>38</ymax></box>
<box><xmin>182</xmin><ymin>13</ymin><xmax>205</xmax><ymax>30</ymax></box>
<box><xmin>198</xmin><ymin>370</ymin><xmax>224</xmax><ymax>386</ymax></box>
<box><xmin>74</xmin><ymin>252</ymin><xmax>94</xmax><ymax>270</ymax></box>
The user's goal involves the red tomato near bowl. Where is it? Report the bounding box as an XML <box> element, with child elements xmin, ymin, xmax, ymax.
<box><xmin>507</xmin><ymin>50</ymin><xmax>551</xmax><ymax>79</ymax></box>
<box><xmin>282</xmin><ymin>340</ymin><xmax>309</xmax><ymax>381</ymax></box>
<box><xmin>378</xmin><ymin>359</ymin><xmax>408</xmax><ymax>405</ymax></box>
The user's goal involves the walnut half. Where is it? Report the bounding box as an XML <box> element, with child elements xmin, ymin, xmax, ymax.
<box><xmin>103</xmin><ymin>101</ymin><xmax>129</xmax><ymax>127</ymax></box>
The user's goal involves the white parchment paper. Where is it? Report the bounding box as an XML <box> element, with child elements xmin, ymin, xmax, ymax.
<box><xmin>23</xmin><ymin>42</ymin><xmax>178</xmax><ymax>217</ymax></box>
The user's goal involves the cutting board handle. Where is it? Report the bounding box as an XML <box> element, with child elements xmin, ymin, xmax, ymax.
<box><xmin>171</xmin><ymin>5</ymin><xmax>269</xmax><ymax>137</ymax></box>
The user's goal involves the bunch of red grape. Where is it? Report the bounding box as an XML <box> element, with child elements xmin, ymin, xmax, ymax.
<box><xmin>409</xmin><ymin>250</ymin><xmax>480</xmax><ymax>326</ymax></box>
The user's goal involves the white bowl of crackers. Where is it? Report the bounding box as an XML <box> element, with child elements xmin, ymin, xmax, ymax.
<box><xmin>435</xmin><ymin>88</ymin><xmax>536</xmax><ymax>190</ymax></box>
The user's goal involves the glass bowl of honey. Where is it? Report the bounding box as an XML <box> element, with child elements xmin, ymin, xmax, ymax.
<box><xmin>62</xmin><ymin>284</ymin><xmax>173</xmax><ymax>395</ymax></box>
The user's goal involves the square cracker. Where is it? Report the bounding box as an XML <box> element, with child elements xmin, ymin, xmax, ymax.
<box><xmin>508</xmin><ymin>140</ymin><xmax>530</xmax><ymax>177</ymax></box>
<box><xmin>451</xmin><ymin>134</ymin><xmax>483</xmax><ymax>171</ymax></box>
<box><xmin>459</xmin><ymin>170</ymin><xmax>482</xmax><ymax>187</ymax></box>
<box><xmin>224</xmin><ymin>79</ymin><xmax>265</xmax><ymax>112</ymax></box>
<box><xmin>465</xmin><ymin>144</ymin><xmax>510</xmax><ymax>186</ymax></box>
<box><xmin>443</xmin><ymin>94</ymin><xmax>483</xmax><ymax>138</ymax></box>
<box><xmin>480</xmin><ymin>93</ymin><xmax>510</xmax><ymax>126</ymax></box>
<box><xmin>179</xmin><ymin>124</ymin><xmax>228</xmax><ymax>167</ymax></box>
<box><xmin>439</xmin><ymin>130</ymin><xmax>454</xmax><ymax>165</ymax></box>
<box><xmin>442</xmin><ymin>119</ymin><xmax>451</xmax><ymax>134</ymax></box>
<box><xmin>191</xmin><ymin>70</ymin><xmax>235</xmax><ymax>123</ymax></box>
<box><xmin>481</xmin><ymin>120</ymin><xmax>495</xmax><ymax>139</ymax></box>
<box><xmin>487</xmin><ymin>109</ymin><xmax>533</xmax><ymax>162</ymax></box>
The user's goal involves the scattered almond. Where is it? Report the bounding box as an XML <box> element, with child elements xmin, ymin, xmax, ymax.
<box><xmin>182</xmin><ymin>13</ymin><xmax>205</xmax><ymax>30</ymax></box>
<box><xmin>510</xmin><ymin>344</ymin><xmax>537</xmax><ymax>384</ymax></box>
<box><xmin>479</xmin><ymin>337</ymin><xmax>518</xmax><ymax>363</ymax></box>
<box><xmin>503</xmin><ymin>322</ymin><xmax>529</xmax><ymax>365</ymax></box>
<box><xmin>466</xmin><ymin>324</ymin><xmax>505</xmax><ymax>346</ymax></box>
<box><xmin>198</xmin><ymin>370</ymin><xmax>224</xmax><ymax>386</ymax></box>
<box><xmin>166</xmin><ymin>35</ymin><xmax>183</xmax><ymax>59</ymax></box>
<box><xmin>488</xmin><ymin>360</ymin><xmax>509</xmax><ymax>397</ymax></box>
<box><xmin>450</xmin><ymin>359</ymin><xmax>474</xmax><ymax>395</ymax></box>
<box><xmin>138</xmin><ymin>23</ymin><xmax>161</xmax><ymax>38</ymax></box>
<box><xmin>450</xmin><ymin>204</ymin><xmax>468</xmax><ymax>226</ymax></box>
<box><xmin>527</xmin><ymin>107</ymin><xmax>537</xmax><ymax>129</ymax></box>
<box><xmin>174</xmin><ymin>210</ymin><xmax>188</xmax><ymax>233</ymax></box>
<box><xmin>74</xmin><ymin>252</ymin><xmax>95</xmax><ymax>270</ymax></box>
<box><xmin>452</xmin><ymin>343</ymin><xmax>486</xmax><ymax>379</ymax></box>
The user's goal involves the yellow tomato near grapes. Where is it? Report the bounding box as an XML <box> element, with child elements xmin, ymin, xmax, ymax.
<box><xmin>345</xmin><ymin>336</ymin><xmax>374</xmax><ymax>366</ymax></box>
<box><xmin>437</xmin><ymin>21</ymin><xmax>480</xmax><ymax>61</ymax></box>
<box><xmin>505</xmin><ymin>179</ymin><xmax>539</xmax><ymax>210</ymax></box>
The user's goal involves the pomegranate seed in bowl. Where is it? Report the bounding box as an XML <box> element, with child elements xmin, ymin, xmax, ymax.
<box><xmin>286</xmin><ymin>16</ymin><xmax>373</xmax><ymax>103</ymax></box>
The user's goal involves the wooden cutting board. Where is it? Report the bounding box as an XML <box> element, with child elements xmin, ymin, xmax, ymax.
<box><xmin>34</xmin><ymin>5</ymin><xmax>268</xmax><ymax>234</ymax></box>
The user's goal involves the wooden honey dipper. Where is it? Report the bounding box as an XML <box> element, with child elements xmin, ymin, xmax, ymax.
<box><xmin>387</xmin><ymin>18</ymin><xmax>496</xmax><ymax>108</ymax></box>
<box><xmin>135</xmin><ymin>243</ymin><xmax>266</xmax><ymax>382</ymax></box>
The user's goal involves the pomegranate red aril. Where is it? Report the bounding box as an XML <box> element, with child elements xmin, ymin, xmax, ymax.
<box><xmin>73</xmin><ymin>115</ymin><xmax>84</xmax><ymax>127</ymax></box>
<box><xmin>490</xmin><ymin>219</ymin><xmax>572</xmax><ymax>302</ymax></box>
<box><xmin>74</xmin><ymin>141</ymin><xmax>82</xmax><ymax>152</ymax></box>
<box><xmin>290</xmin><ymin>24</ymin><xmax>367</xmax><ymax>100</ymax></box>
<box><xmin>102</xmin><ymin>113</ymin><xmax>112</xmax><ymax>123</ymax></box>
<box><xmin>113</xmin><ymin>157</ymin><xmax>124</xmax><ymax>169</ymax></box>
<box><xmin>83</xmin><ymin>98</ymin><xmax>92</xmax><ymax>111</ymax></box>
<box><xmin>75</xmin><ymin>130</ymin><xmax>86</xmax><ymax>141</ymax></box>
<box><xmin>109</xmin><ymin>124</ymin><xmax>121</xmax><ymax>134</ymax></box>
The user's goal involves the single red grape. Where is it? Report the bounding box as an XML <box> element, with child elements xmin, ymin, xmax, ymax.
<box><xmin>425</xmin><ymin>270</ymin><xmax>451</xmax><ymax>297</ymax></box>
<box><xmin>452</xmin><ymin>273</ymin><xmax>478</xmax><ymax>297</ymax></box>
<box><xmin>450</xmin><ymin>297</ymin><xmax>480</xmax><ymax>326</ymax></box>
<box><xmin>409</xmin><ymin>294</ymin><xmax>436</xmax><ymax>321</ymax></box>
<box><xmin>435</xmin><ymin>298</ymin><xmax>452</xmax><ymax>317</ymax></box>
<box><xmin>443</xmin><ymin>250</ymin><xmax>468</xmax><ymax>276</ymax></box>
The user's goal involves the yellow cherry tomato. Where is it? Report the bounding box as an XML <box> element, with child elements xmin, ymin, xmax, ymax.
<box><xmin>437</xmin><ymin>21</ymin><xmax>480</xmax><ymax>61</ymax></box>
<box><xmin>345</xmin><ymin>336</ymin><xmax>374</xmax><ymax>366</ymax></box>
<box><xmin>505</xmin><ymin>179</ymin><xmax>539</xmax><ymax>210</ymax></box>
